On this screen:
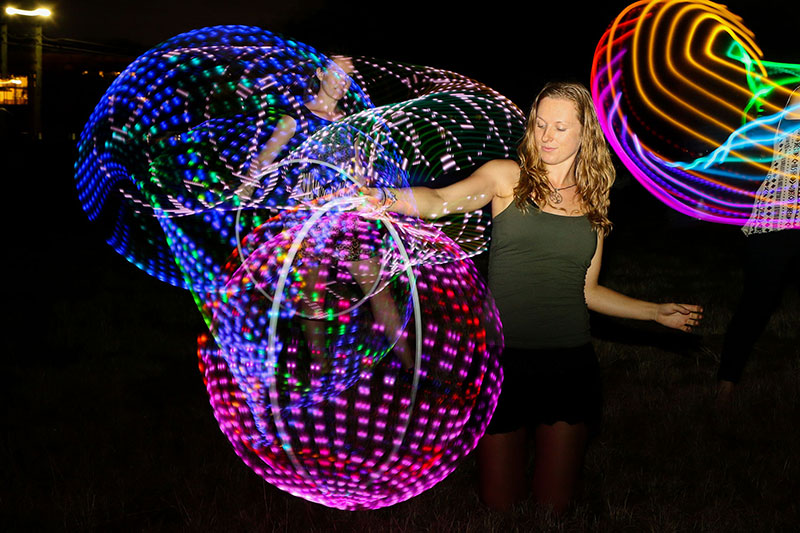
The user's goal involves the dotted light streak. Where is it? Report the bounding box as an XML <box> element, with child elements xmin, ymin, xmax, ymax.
<box><xmin>264</xmin><ymin>197</ymin><xmax>422</xmax><ymax>492</ymax></box>
<box><xmin>200</xmin><ymin>199</ymin><xmax>504</xmax><ymax>509</ymax></box>
<box><xmin>199</xmin><ymin>227</ymin><xmax>503</xmax><ymax>509</ymax></box>
<box><xmin>592</xmin><ymin>1</ymin><xmax>799</xmax><ymax>226</ymax></box>
<box><xmin>75</xmin><ymin>27</ymin><xmax>348</xmax><ymax>288</ymax></box>
<box><xmin>76</xmin><ymin>26</ymin><xmax>515</xmax><ymax>509</ymax></box>
<box><xmin>156</xmin><ymin>88</ymin><xmax>516</xmax><ymax>296</ymax></box>
<box><xmin>75</xmin><ymin>25</ymin><xmax>523</xmax><ymax>293</ymax></box>
<box><xmin>196</xmin><ymin>185</ymin><xmax>503</xmax><ymax>509</ymax></box>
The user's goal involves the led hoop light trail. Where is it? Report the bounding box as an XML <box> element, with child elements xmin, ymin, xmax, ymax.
<box><xmin>75</xmin><ymin>26</ymin><xmax>514</xmax><ymax>510</ymax></box>
<box><xmin>233</xmin><ymin>157</ymin><xmax>383</xmax><ymax>314</ymax></box>
<box><xmin>204</xmin><ymin>210</ymin><xmax>502</xmax><ymax>508</ymax></box>
<box><xmin>591</xmin><ymin>1</ymin><xmax>799</xmax><ymax>227</ymax></box>
<box><xmin>74</xmin><ymin>25</ymin><xmax>523</xmax><ymax>294</ymax></box>
<box><xmin>265</xmin><ymin>196</ymin><xmax>424</xmax><ymax>492</ymax></box>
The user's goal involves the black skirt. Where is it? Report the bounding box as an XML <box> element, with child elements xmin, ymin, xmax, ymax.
<box><xmin>485</xmin><ymin>343</ymin><xmax>602</xmax><ymax>435</ymax></box>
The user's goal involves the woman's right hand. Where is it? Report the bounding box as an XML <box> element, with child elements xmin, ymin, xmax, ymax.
<box><xmin>654</xmin><ymin>303</ymin><xmax>704</xmax><ymax>332</ymax></box>
<box><xmin>357</xmin><ymin>187</ymin><xmax>398</xmax><ymax>214</ymax></box>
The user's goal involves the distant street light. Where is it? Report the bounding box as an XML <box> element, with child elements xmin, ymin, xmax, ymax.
<box><xmin>5</xmin><ymin>7</ymin><xmax>51</xmax><ymax>17</ymax></box>
<box><xmin>3</xmin><ymin>4</ymin><xmax>51</xmax><ymax>138</ymax></box>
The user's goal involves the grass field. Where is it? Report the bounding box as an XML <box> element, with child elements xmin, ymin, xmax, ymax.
<box><xmin>3</xmin><ymin>142</ymin><xmax>798</xmax><ymax>531</ymax></box>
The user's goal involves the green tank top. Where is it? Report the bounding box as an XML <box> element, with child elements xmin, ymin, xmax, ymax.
<box><xmin>488</xmin><ymin>202</ymin><xmax>598</xmax><ymax>349</ymax></box>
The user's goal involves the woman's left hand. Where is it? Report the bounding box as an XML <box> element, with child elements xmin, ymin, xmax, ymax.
<box><xmin>655</xmin><ymin>303</ymin><xmax>703</xmax><ymax>332</ymax></box>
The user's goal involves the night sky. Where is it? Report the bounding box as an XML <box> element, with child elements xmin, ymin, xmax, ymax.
<box><xmin>20</xmin><ymin>0</ymin><xmax>798</xmax><ymax>109</ymax></box>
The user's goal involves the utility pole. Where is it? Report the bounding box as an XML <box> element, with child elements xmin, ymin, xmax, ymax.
<box><xmin>33</xmin><ymin>21</ymin><xmax>41</xmax><ymax>138</ymax></box>
<box><xmin>1</xmin><ymin>23</ymin><xmax>7</xmax><ymax>76</ymax></box>
<box><xmin>4</xmin><ymin>6</ymin><xmax>51</xmax><ymax>139</ymax></box>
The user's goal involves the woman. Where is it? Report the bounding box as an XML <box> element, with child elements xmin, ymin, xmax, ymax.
<box><xmin>717</xmin><ymin>85</ymin><xmax>799</xmax><ymax>402</ymax></box>
<box><xmin>238</xmin><ymin>55</ymin><xmax>414</xmax><ymax>373</ymax></box>
<box><xmin>362</xmin><ymin>81</ymin><xmax>703</xmax><ymax>512</ymax></box>
<box><xmin>238</xmin><ymin>55</ymin><xmax>356</xmax><ymax>197</ymax></box>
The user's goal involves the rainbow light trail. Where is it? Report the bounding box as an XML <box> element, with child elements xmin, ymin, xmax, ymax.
<box><xmin>591</xmin><ymin>1</ymin><xmax>799</xmax><ymax>227</ymax></box>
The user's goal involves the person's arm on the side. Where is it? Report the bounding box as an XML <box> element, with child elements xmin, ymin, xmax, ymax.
<box><xmin>238</xmin><ymin>115</ymin><xmax>298</xmax><ymax>198</ymax></box>
<box><xmin>583</xmin><ymin>233</ymin><xmax>703</xmax><ymax>332</ymax></box>
<box><xmin>253</xmin><ymin>115</ymin><xmax>298</xmax><ymax>171</ymax></box>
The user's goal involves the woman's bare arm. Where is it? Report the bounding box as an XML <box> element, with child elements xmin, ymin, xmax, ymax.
<box><xmin>236</xmin><ymin>115</ymin><xmax>298</xmax><ymax>199</ymax></box>
<box><xmin>252</xmin><ymin>115</ymin><xmax>298</xmax><ymax>171</ymax></box>
<box><xmin>583</xmin><ymin>233</ymin><xmax>703</xmax><ymax>332</ymax></box>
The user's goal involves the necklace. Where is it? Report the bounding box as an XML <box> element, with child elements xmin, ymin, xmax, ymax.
<box><xmin>547</xmin><ymin>183</ymin><xmax>577</xmax><ymax>204</ymax></box>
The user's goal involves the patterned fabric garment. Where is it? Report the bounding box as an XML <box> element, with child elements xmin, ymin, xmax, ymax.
<box><xmin>743</xmin><ymin>88</ymin><xmax>800</xmax><ymax>235</ymax></box>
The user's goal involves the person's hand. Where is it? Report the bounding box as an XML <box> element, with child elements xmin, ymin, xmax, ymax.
<box><xmin>655</xmin><ymin>303</ymin><xmax>703</xmax><ymax>332</ymax></box>
<box><xmin>356</xmin><ymin>186</ymin><xmax>398</xmax><ymax>216</ymax></box>
<box><xmin>355</xmin><ymin>186</ymin><xmax>382</xmax><ymax>208</ymax></box>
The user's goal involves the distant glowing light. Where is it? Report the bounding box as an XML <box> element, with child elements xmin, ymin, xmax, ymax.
<box><xmin>5</xmin><ymin>6</ymin><xmax>51</xmax><ymax>16</ymax></box>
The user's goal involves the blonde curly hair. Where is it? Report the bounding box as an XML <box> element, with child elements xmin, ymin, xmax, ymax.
<box><xmin>514</xmin><ymin>81</ymin><xmax>615</xmax><ymax>235</ymax></box>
